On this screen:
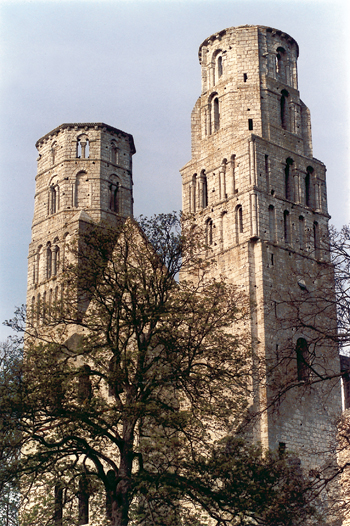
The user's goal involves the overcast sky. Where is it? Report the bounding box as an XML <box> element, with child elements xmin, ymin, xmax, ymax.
<box><xmin>0</xmin><ymin>0</ymin><xmax>349</xmax><ymax>340</ymax></box>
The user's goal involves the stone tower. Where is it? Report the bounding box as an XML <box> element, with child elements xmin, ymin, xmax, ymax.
<box><xmin>180</xmin><ymin>25</ymin><xmax>341</xmax><ymax>471</ymax></box>
<box><xmin>27</xmin><ymin>123</ymin><xmax>135</xmax><ymax>313</ymax></box>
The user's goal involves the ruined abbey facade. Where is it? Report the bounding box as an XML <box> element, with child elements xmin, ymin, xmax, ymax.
<box><xmin>26</xmin><ymin>25</ymin><xmax>343</xmax><ymax>523</ymax></box>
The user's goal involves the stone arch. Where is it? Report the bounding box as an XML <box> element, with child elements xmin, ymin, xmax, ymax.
<box><xmin>235</xmin><ymin>205</ymin><xmax>243</xmax><ymax>244</ymax></box>
<box><xmin>208</xmin><ymin>92</ymin><xmax>220</xmax><ymax>134</ymax></box>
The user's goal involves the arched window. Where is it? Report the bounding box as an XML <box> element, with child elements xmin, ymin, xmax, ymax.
<box><xmin>285</xmin><ymin>158</ymin><xmax>293</xmax><ymax>200</ymax></box>
<box><xmin>276</xmin><ymin>47</ymin><xmax>286</xmax><ymax>78</ymax></box>
<box><xmin>217</xmin><ymin>55</ymin><xmax>223</xmax><ymax>78</ymax></box>
<box><xmin>76</xmin><ymin>135</ymin><xmax>89</xmax><ymax>159</ymax></box>
<box><xmin>190</xmin><ymin>174</ymin><xmax>197</xmax><ymax>213</ymax></box>
<box><xmin>109</xmin><ymin>178</ymin><xmax>121</xmax><ymax>213</ymax></box>
<box><xmin>296</xmin><ymin>338</ymin><xmax>309</xmax><ymax>381</ymax></box>
<box><xmin>36</xmin><ymin>246</ymin><xmax>42</xmax><ymax>284</ymax></box>
<box><xmin>283</xmin><ymin>210</ymin><xmax>290</xmax><ymax>244</ymax></box>
<box><xmin>49</xmin><ymin>185</ymin><xmax>59</xmax><ymax>214</ymax></box>
<box><xmin>206</xmin><ymin>218</ymin><xmax>213</xmax><ymax>246</ymax></box>
<box><xmin>46</xmin><ymin>243</ymin><xmax>52</xmax><ymax>279</ymax></box>
<box><xmin>213</xmin><ymin>97</ymin><xmax>220</xmax><ymax>131</ymax></box>
<box><xmin>281</xmin><ymin>89</ymin><xmax>289</xmax><ymax>130</ymax></box>
<box><xmin>268</xmin><ymin>205</ymin><xmax>275</xmax><ymax>242</ymax></box>
<box><xmin>299</xmin><ymin>216</ymin><xmax>305</xmax><ymax>250</ymax></box>
<box><xmin>42</xmin><ymin>291</ymin><xmax>47</xmax><ymax>323</ymax></box>
<box><xmin>78</xmin><ymin>477</ymin><xmax>89</xmax><ymax>526</ymax></box>
<box><xmin>219</xmin><ymin>159</ymin><xmax>227</xmax><ymax>200</ymax></box>
<box><xmin>221</xmin><ymin>211</ymin><xmax>227</xmax><ymax>248</ymax></box>
<box><xmin>305</xmin><ymin>166</ymin><xmax>313</xmax><ymax>207</ymax></box>
<box><xmin>235</xmin><ymin>205</ymin><xmax>243</xmax><ymax>243</ymax></box>
<box><xmin>52</xmin><ymin>245</ymin><xmax>59</xmax><ymax>276</ymax></box>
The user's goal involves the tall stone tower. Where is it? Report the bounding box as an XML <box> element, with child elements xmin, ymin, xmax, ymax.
<box><xmin>27</xmin><ymin>123</ymin><xmax>135</xmax><ymax>313</ymax></box>
<box><xmin>181</xmin><ymin>25</ymin><xmax>341</xmax><ymax>471</ymax></box>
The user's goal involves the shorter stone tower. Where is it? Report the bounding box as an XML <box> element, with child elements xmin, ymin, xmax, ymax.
<box><xmin>27</xmin><ymin>123</ymin><xmax>135</xmax><ymax>311</ymax></box>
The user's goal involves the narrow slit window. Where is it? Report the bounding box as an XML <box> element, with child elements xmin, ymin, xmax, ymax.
<box><xmin>243</xmin><ymin>73</ymin><xmax>248</xmax><ymax>82</ymax></box>
<box><xmin>296</xmin><ymin>338</ymin><xmax>309</xmax><ymax>381</ymax></box>
<box><xmin>248</xmin><ymin>119</ymin><xmax>253</xmax><ymax>130</ymax></box>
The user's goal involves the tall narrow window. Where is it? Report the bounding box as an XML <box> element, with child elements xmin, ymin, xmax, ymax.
<box><xmin>206</xmin><ymin>219</ymin><xmax>213</xmax><ymax>246</ymax></box>
<box><xmin>217</xmin><ymin>56</ymin><xmax>223</xmax><ymax>78</ymax></box>
<box><xmin>191</xmin><ymin>174</ymin><xmax>197</xmax><ymax>212</ymax></box>
<box><xmin>298</xmin><ymin>216</ymin><xmax>304</xmax><ymax>250</ymax></box>
<box><xmin>285</xmin><ymin>158</ymin><xmax>293</xmax><ymax>200</ymax></box>
<box><xmin>313</xmin><ymin>221</ymin><xmax>319</xmax><ymax>259</ymax></box>
<box><xmin>230</xmin><ymin>154</ymin><xmax>236</xmax><ymax>195</ymax></box>
<box><xmin>31</xmin><ymin>296</ymin><xmax>35</xmax><ymax>324</ymax></box>
<box><xmin>78</xmin><ymin>478</ymin><xmax>89</xmax><ymax>526</ymax></box>
<box><xmin>305</xmin><ymin>166</ymin><xmax>313</xmax><ymax>207</ymax></box>
<box><xmin>49</xmin><ymin>185</ymin><xmax>58</xmax><ymax>214</ymax></box>
<box><xmin>296</xmin><ymin>338</ymin><xmax>309</xmax><ymax>381</ymax></box>
<box><xmin>235</xmin><ymin>205</ymin><xmax>243</xmax><ymax>244</ymax></box>
<box><xmin>47</xmin><ymin>243</ymin><xmax>52</xmax><ymax>279</ymax></box>
<box><xmin>268</xmin><ymin>205</ymin><xmax>275</xmax><ymax>242</ymax></box>
<box><xmin>52</xmin><ymin>246</ymin><xmax>59</xmax><ymax>276</ymax></box>
<box><xmin>248</xmin><ymin>119</ymin><xmax>253</xmax><ymax>130</ymax></box>
<box><xmin>199</xmin><ymin>171</ymin><xmax>207</xmax><ymax>208</ymax></box>
<box><xmin>213</xmin><ymin>97</ymin><xmax>220</xmax><ymax>131</ymax></box>
<box><xmin>280</xmin><ymin>89</ymin><xmax>289</xmax><ymax>130</ymax></box>
<box><xmin>51</xmin><ymin>142</ymin><xmax>58</xmax><ymax>165</ymax></box>
<box><xmin>283</xmin><ymin>210</ymin><xmax>290</xmax><ymax>244</ymax></box>
<box><xmin>54</xmin><ymin>486</ymin><xmax>63</xmax><ymax>526</ymax></box>
<box><xmin>109</xmin><ymin>182</ymin><xmax>120</xmax><ymax>213</ymax></box>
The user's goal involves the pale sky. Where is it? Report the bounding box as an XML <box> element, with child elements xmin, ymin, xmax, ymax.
<box><xmin>0</xmin><ymin>0</ymin><xmax>349</xmax><ymax>340</ymax></box>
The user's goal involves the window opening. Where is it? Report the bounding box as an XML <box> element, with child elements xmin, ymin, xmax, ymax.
<box><xmin>50</xmin><ymin>185</ymin><xmax>58</xmax><ymax>215</ymax></box>
<box><xmin>283</xmin><ymin>210</ymin><xmax>290</xmax><ymax>244</ymax></box>
<box><xmin>206</xmin><ymin>219</ymin><xmax>213</xmax><ymax>246</ymax></box>
<box><xmin>305</xmin><ymin>166</ymin><xmax>313</xmax><ymax>207</ymax></box>
<box><xmin>268</xmin><ymin>205</ymin><xmax>275</xmax><ymax>242</ymax></box>
<box><xmin>199</xmin><ymin>171</ymin><xmax>207</xmax><ymax>208</ymax></box>
<box><xmin>270</xmin><ymin>253</ymin><xmax>274</xmax><ymax>266</ymax></box>
<box><xmin>296</xmin><ymin>338</ymin><xmax>309</xmax><ymax>381</ymax></box>
<box><xmin>109</xmin><ymin>182</ymin><xmax>120</xmax><ymax>213</ymax></box>
<box><xmin>298</xmin><ymin>216</ymin><xmax>305</xmax><ymax>250</ymax></box>
<box><xmin>280</xmin><ymin>89</ymin><xmax>289</xmax><ymax>130</ymax></box>
<box><xmin>76</xmin><ymin>136</ymin><xmax>89</xmax><ymax>159</ymax></box>
<box><xmin>243</xmin><ymin>73</ymin><xmax>248</xmax><ymax>82</ymax></box>
<box><xmin>248</xmin><ymin>119</ymin><xmax>253</xmax><ymax>131</ymax></box>
<box><xmin>47</xmin><ymin>243</ymin><xmax>52</xmax><ymax>279</ymax></box>
<box><xmin>313</xmin><ymin>221</ymin><xmax>319</xmax><ymax>259</ymax></box>
<box><xmin>285</xmin><ymin>158</ymin><xmax>293</xmax><ymax>200</ymax></box>
<box><xmin>218</xmin><ymin>56</ymin><xmax>223</xmax><ymax>78</ymax></box>
<box><xmin>213</xmin><ymin>97</ymin><xmax>220</xmax><ymax>131</ymax></box>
